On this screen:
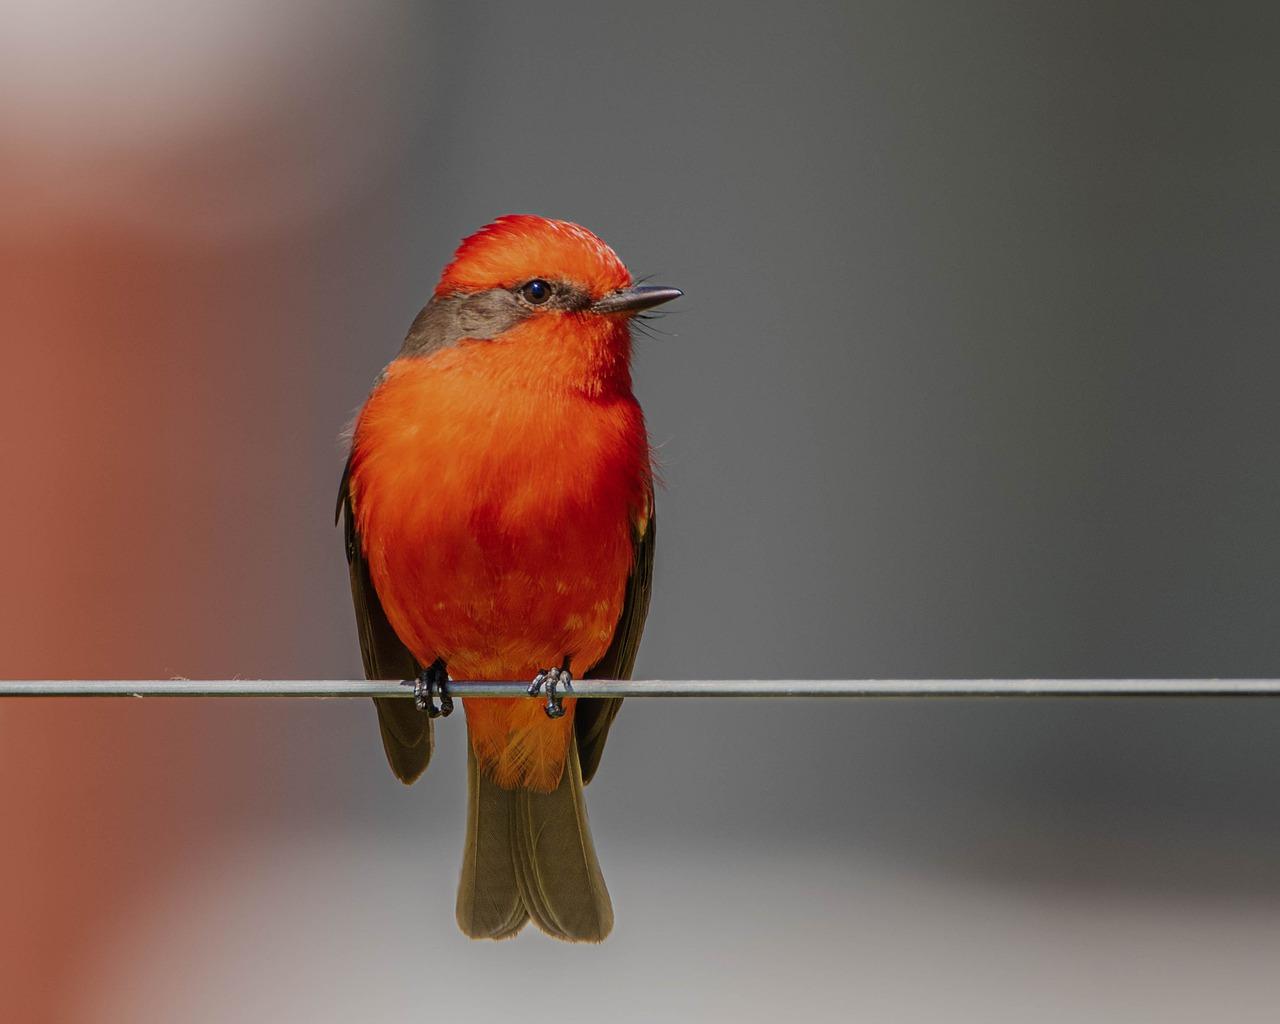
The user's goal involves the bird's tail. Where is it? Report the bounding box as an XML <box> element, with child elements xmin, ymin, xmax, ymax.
<box><xmin>456</xmin><ymin>730</ymin><xmax>613</xmax><ymax>942</ymax></box>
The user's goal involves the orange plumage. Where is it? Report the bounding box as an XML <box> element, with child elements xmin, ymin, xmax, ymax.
<box><xmin>348</xmin><ymin>216</ymin><xmax>652</xmax><ymax>792</ymax></box>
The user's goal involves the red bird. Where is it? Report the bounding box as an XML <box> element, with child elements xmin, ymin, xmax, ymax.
<box><xmin>338</xmin><ymin>215</ymin><xmax>679</xmax><ymax>941</ymax></box>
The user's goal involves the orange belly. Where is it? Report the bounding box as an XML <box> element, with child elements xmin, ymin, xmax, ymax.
<box><xmin>350</xmin><ymin>353</ymin><xmax>649</xmax><ymax>791</ymax></box>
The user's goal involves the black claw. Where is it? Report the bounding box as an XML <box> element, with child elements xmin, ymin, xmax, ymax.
<box><xmin>412</xmin><ymin>659</ymin><xmax>451</xmax><ymax>718</ymax></box>
<box><xmin>528</xmin><ymin>665</ymin><xmax>572</xmax><ymax>719</ymax></box>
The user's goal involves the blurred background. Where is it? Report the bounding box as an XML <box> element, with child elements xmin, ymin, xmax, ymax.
<box><xmin>3</xmin><ymin>1</ymin><xmax>1280</xmax><ymax>1020</ymax></box>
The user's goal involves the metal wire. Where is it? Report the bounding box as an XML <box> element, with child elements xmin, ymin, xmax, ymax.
<box><xmin>0</xmin><ymin>679</ymin><xmax>1278</xmax><ymax>698</ymax></box>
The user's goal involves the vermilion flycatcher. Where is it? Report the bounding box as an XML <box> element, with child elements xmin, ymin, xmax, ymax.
<box><xmin>338</xmin><ymin>215</ymin><xmax>679</xmax><ymax>941</ymax></box>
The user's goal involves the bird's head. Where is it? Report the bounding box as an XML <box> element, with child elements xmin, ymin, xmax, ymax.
<box><xmin>399</xmin><ymin>215</ymin><xmax>680</xmax><ymax>394</ymax></box>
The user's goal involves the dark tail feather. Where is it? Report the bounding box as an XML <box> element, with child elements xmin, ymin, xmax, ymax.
<box><xmin>456</xmin><ymin>743</ymin><xmax>529</xmax><ymax>939</ymax></box>
<box><xmin>373</xmin><ymin>697</ymin><xmax>433</xmax><ymax>785</ymax></box>
<box><xmin>512</xmin><ymin>738</ymin><xmax>613</xmax><ymax>941</ymax></box>
<box><xmin>457</xmin><ymin>735</ymin><xmax>613</xmax><ymax>942</ymax></box>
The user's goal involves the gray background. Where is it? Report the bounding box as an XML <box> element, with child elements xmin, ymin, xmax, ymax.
<box><xmin>6</xmin><ymin>2</ymin><xmax>1280</xmax><ymax>1021</ymax></box>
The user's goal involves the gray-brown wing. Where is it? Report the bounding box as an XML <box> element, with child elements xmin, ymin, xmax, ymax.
<box><xmin>337</xmin><ymin>457</ymin><xmax>432</xmax><ymax>784</ymax></box>
<box><xmin>576</xmin><ymin>507</ymin><xmax>655</xmax><ymax>785</ymax></box>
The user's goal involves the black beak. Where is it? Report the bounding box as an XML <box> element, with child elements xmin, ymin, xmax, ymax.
<box><xmin>591</xmin><ymin>285</ymin><xmax>683</xmax><ymax>315</ymax></box>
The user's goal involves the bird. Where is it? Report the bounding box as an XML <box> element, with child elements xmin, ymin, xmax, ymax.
<box><xmin>337</xmin><ymin>215</ymin><xmax>679</xmax><ymax>941</ymax></box>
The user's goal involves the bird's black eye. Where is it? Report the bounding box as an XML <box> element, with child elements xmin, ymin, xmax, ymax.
<box><xmin>520</xmin><ymin>279</ymin><xmax>551</xmax><ymax>304</ymax></box>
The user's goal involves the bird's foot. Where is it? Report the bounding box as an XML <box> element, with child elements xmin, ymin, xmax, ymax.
<box><xmin>528</xmin><ymin>665</ymin><xmax>573</xmax><ymax>719</ymax></box>
<box><xmin>412</xmin><ymin>659</ymin><xmax>452</xmax><ymax>718</ymax></box>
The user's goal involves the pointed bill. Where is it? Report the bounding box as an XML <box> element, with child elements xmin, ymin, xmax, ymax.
<box><xmin>590</xmin><ymin>285</ymin><xmax>683</xmax><ymax>315</ymax></box>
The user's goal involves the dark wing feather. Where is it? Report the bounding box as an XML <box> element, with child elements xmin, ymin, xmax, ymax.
<box><xmin>576</xmin><ymin>506</ymin><xmax>655</xmax><ymax>785</ymax></box>
<box><xmin>338</xmin><ymin>456</ymin><xmax>433</xmax><ymax>784</ymax></box>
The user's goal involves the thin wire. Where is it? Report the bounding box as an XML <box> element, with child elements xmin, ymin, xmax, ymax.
<box><xmin>0</xmin><ymin>680</ymin><xmax>1278</xmax><ymax>698</ymax></box>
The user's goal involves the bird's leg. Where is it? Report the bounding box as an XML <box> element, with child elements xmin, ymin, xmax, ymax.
<box><xmin>528</xmin><ymin>658</ymin><xmax>573</xmax><ymax>719</ymax></box>
<box><xmin>412</xmin><ymin>658</ymin><xmax>452</xmax><ymax>718</ymax></box>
